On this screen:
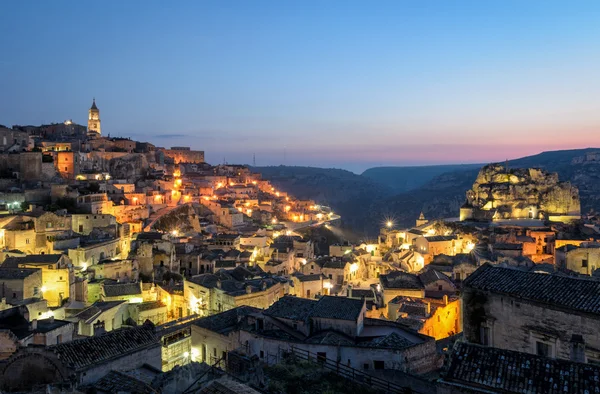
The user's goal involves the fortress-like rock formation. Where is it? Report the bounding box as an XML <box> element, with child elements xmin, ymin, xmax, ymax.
<box><xmin>460</xmin><ymin>163</ymin><xmax>580</xmax><ymax>221</ymax></box>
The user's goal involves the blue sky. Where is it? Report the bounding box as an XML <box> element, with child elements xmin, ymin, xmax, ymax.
<box><xmin>1</xmin><ymin>1</ymin><xmax>600</xmax><ymax>172</ymax></box>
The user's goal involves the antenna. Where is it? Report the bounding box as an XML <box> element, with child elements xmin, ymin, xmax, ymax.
<box><xmin>253</xmin><ymin>153</ymin><xmax>256</xmax><ymax>167</ymax></box>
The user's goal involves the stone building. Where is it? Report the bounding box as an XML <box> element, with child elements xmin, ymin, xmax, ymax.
<box><xmin>0</xmin><ymin>323</ymin><xmax>160</xmax><ymax>390</ymax></box>
<box><xmin>56</xmin><ymin>151</ymin><xmax>79</xmax><ymax>179</ymax></box>
<box><xmin>192</xmin><ymin>296</ymin><xmax>439</xmax><ymax>374</ymax></box>
<box><xmin>71</xmin><ymin>213</ymin><xmax>117</xmax><ymax>235</ymax></box>
<box><xmin>462</xmin><ymin>264</ymin><xmax>600</xmax><ymax>364</ymax></box>
<box><xmin>185</xmin><ymin>269</ymin><xmax>288</xmax><ymax>316</ymax></box>
<box><xmin>555</xmin><ymin>243</ymin><xmax>600</xmax><ymax>275</ymax></box>
<box><xmin>379</xmin><ymin>271</ymin><xmax>425</xmax><ymax>307</ymax></box>
<box><xmin>0</xmin><ymin>268</ymin><xmax>42</xmax><ymax>301</ymax></box>
<box><xmin>87</xmin><ymin>99</ymin><xmax>101</xmax><ymax>137</ymax></box>
<box><xmin>387</xmin><ymin>295</ymin><xmax>461</xmax><ymax>340</ymax></box>
<box><xmin>161</xmin><ymin>147</ymin><xmax>204</xmax><ymax>164</ymax></box>
<box><xmin>2</xmin><ymin>254</ymin><xmax>74</xmax><ymax>307</ymax></box>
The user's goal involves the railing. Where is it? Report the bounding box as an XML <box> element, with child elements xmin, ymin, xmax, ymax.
<box><xmin>288</xmin><ymin>346</ymin><xmax>411</xmax><ymax>394</ymax></box>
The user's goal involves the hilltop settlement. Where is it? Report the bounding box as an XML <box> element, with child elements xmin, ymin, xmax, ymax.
<box><xmin>0</xmin><ymin>101</ymin><xmax>598</xmax><ymax>393</ymax></box>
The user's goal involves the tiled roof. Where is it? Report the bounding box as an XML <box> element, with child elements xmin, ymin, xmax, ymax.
<box><xmin>74</xmin><ymin>301</ymin><xmax>127</xmax><ymax>323</ymax></box>
<box><xmin>311</xmin><ymin>296</ymin><xmax>364</xmax><ymax>321</ymax></box>
<box><xmin>136</xmin><ymin>301</ymin><xmax>166</xmax><ymax>312</ymax></box>
<box><xmin>90</xmin><ymin>370</ymin><xmax>156</xmax><ymax>394</ymax></box>
<box><xmin>199</xmin><ymin>378</ymin><xmax>261</xmax><ymax>394</ymax></box>
<box><xmin>419</xmin><ymin>269</ymin><xmax>455</xmax><ymax>287</ymax></box>
<box><xmin>0</xmin><ymin>267</ymin><xmax>39</xmax><ymax>279</ymax></box>
<box><xmin>443</xmin><ymin>342</ymin><xmax>600</xmax><ymax>394</ymax></box>
<box><xmin>296</xmin><ymin>273</ymin><xmax>323</xmax><ymax>282</ymax></box>
<box><xmin>349</xmin><ymin>288</ymin><xmax>374</xmax><ymax>298</ymax></box>
<box><xmin>264</xmin><ymin>296</ymin><xmax>316</xmax><ymax>321</ymax></box>
<box><xmin>380</xmin><ymin>271</ymin><xmax>424</xmax><ymax>290</ymax></box>
<box><xmin>103</xmin><ymin>282</ymin><xmax>142</xmax><ymax>297</ymax></box>
<box><xmin>305</xmin><ymin>330</ymin><xmax>354</xmax><ymax>346</ymax></box>
<box><xmin>50</xmin><ymin>324</ymin><xmax>158</xmax><ymax>371</ymax></box>
<box><xmin>194</xmin><ymin>306</ymin><xmax>260</xmax><ymax>335</ymax></box>
<box><xmin>189</xmin><ymin>274</ymin><xmax>220</xmax><ymax>288</ymax></box>
<box><xmin>364</xmin><ymin>332</ymin><xmax>414</xmax><ymax>349</ymax></box>
<box><xmin>425</xmin><ymin>235</ymin><xmax>457</xmax><ymax>242</ymax></box>
<box><xmin>464</xmin><ymin>264</ymin><xmax>600</xmax><ymax>316</ymax></box>
<box><xmin>3</xmin><ymin>254</ymin><xmax>63</xmax><ymax>267</ymax></box>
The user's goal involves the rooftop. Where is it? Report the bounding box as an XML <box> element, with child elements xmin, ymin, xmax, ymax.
<box><xmin>443</xmin><ymin>342</ymin><xmax>600</xmax><ymax>394</ymax></box>
<box><xmin>380</xmin><ymin>271</ymin><xmax>424</xmax><ymax>290</ymax></box>
<box><xmin>0</xmin><ymin>267</ymin><xmax>39</xmax><ymax>279</ymax></box>
<box><xmin>2</xmin><ymin>254</ymin><xmax>64</xmax><ymax>267</ymax></box>
<box><xmin>103</xmin><ymin>282</ymin><xmax>142</xmax><ymax>297</ymax></box>
<box><xmin>75</xmin><ymin>301</ymin><xmax>127</xmax><ymax>323</ymax></box>
<box><xmin>311</xmin><ymin>296</ymin><xmax>365</xmax><ymax>321</ymax></box>
<box><xmin>194</xmin><ymin>306</ymin><xmax>260</xmax><ymax>335</ymax></box>
<box><xmin>464</xmin><ymin>264</ymin><xmax>600</xmax><ymax>316</ymax></box>
<box><xmin>264</xmin><ymin>296</ymin><xmax>316</xmax><ymax>322</ymax></box>
<box><xmin>50</xmin><ymin>324</ymin><xmax>158</xmax><ymax>371</ymax></box>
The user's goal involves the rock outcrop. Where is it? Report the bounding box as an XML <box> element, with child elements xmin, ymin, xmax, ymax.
<box><xmin>460</xmin><ymin>164</ymin><xmax>580</xmax><ymax>221</ymax></box>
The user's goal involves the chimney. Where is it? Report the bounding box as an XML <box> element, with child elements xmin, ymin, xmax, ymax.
<box><xmin>443</xmin><ymin>295</ymin><xmax>448</xmax><ymax>305</ymax></box>
<box><xmin>426</xmin><ymin>302</ymin><xmax>431</xmax><ymax>316</ymax></box>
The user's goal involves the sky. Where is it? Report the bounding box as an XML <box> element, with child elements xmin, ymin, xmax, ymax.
<box><xmin>1</xmin><ymin>1</ymin><xmax>600</xmax><ymax>173</ymax></box>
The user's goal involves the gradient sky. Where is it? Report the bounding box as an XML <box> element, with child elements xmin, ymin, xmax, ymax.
<box><xmin>1</xmin><ymin>1</ymin><xmax>600</xmax><ymax>173</ymax></box>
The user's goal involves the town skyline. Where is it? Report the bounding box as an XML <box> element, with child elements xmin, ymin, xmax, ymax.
<box><xmin>2</xmin><ymin>1</ymin><xmax>600</xmax><ymax>172</ymax></box>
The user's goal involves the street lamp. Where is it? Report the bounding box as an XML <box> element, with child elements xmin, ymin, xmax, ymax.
<box><xmin>386</xmin><ymin>221</ymin><xmax>393</xmax><ymax>228</ymax></box>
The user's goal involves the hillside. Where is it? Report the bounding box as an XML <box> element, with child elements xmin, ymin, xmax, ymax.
<box><xmin>254</xmin><ymin>148</ymin><xmax>600</xmax><ymax>235</ymax></box>
<box><xmin>251</xmin><ymin>166</ymin><xmax>394</xmax><ymax>237</ymax></box>
<box><xmin>362</xmin><ymin>163</ymin><xmax>481</xmax><ymax>193</ymax></box>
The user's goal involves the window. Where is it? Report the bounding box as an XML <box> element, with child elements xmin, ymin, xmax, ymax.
<box><xmin>79</xmin><ymin>225</ymin><xmax>83</xmax><ymax>233</ymax></box>
<box><xmin>373</xmin><ymin>360</ymin><xmax>384</xmax><ymax>370</ymax></box>
<box><xmin>46</xmin><ymin>222</ymin><xmax>52</xmax><ymax>228</ymax></box>
<box><xmin>455</xmin><ymin>272</ymin><xmax>461</xmax><ymax>281</ymax></box>
<box><xmin>317</xmin><ymin>352</ymin><xmax>327</xmax><ymax>363</ymax></box>
<box><xmin>25</xmin><ymin>239</ymin><xmax>30</xmax><ymax>244</ymax></box>
<box><xmin>536</xmin><ymin>341</ymin><xmax>551</xmax><ymax>358</ymax></box>
<box><xmin>260</xmin><ymin>350</ymin><xmax>264</xmax><ymax>359</ymax></box>
<box><xmin>306</xmin><ymin>290</ymin><xmax>311</xmax><ymax>298</ymax></box>
<box><xmin>582</xmin><ymin>259</ymin><xmax>588</xmax><ymax>268</ymax></box>
<box><xmin>438</xmin><ymin>285</ymin><xmax>443</xmax><ymax>291</ymax></box>
<box><xmin>481</xmin><ymin>326</ymin><xmax>491</xmax><ymax>346</ymax></box>
<box><xmin>363</xmin><ymin>363</ymin><xmax>369</xmax><ymax>370</ymax></box>
<box><xmin>64</xmin><ymin>167</ymin><xmax>68</xmax><ymax>171</ymax></box>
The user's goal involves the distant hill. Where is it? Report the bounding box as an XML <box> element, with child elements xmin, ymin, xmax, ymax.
<box><xmin>251</xmin><ymin>166</ymin><xmax>394</xmax><ymax>237</ymax></box>
<box><xmin>253</xmin><ymin>148</ymin><xmax>600</xmax><ymax>235</ymax></box>
<box><xmin>362</xmin><ymin>164</ymin><xmax>482</xmax><ymax>193</ymax></box>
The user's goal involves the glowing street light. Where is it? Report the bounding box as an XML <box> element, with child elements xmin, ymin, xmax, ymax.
<box><xmin>171</xmin><ymin>230</ymin><xmax>179</xmax><ymax>237</ymax></box>
<box><xmin>386</xmin><ymin>221</ymin><xmax>393</xmax><ymax>228</ymax></box>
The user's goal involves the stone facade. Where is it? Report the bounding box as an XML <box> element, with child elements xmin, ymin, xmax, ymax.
<box><xmin>463</xmin><ymin>265</ymin><xmax>600</xmax><ymax>364</ymax></box>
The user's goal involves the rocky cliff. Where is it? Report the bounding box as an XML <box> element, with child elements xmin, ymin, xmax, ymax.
<box><xmin>463</xmin><ymin>164</ymin><xmax>580</xmax><ymax>220</ymax></box>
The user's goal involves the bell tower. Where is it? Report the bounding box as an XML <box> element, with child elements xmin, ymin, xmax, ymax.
<box><xmin>88</xmin><ymin>98</ymin><xmax>101</xmax><ymax>136</ymax></box>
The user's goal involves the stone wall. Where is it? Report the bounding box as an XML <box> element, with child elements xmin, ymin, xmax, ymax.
<box><xmin>462</xmin><ymin>288</ymin><xmax>600</xmax><ymax>364</ymax></box>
